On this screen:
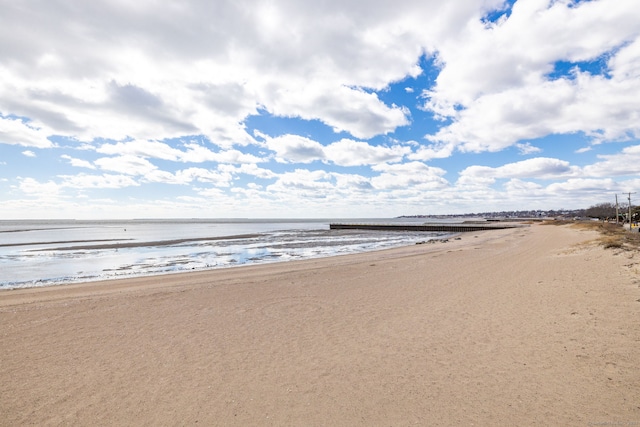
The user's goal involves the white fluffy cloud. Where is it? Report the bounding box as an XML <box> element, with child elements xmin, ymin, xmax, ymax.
<box><xmin>61</xmin><ymin>154</ymin><xmax>96</xmax><ymax>169</ymax></box>
<box><xmin>18</xmin><ymin>177</ymin><xmax>60</xmax><ymax>196</ymax></box>
<box><xmin>429</xmin><ymin>70</ymin><xmax>640</xmax><ymax>153</ymax></box>
<box><xmin>263</xmin><ymin>86</ymin><xmax>411</xmax><ymax>140</ymax></box>
<box><xmin>2</xmin><ymin>0</ymin><xmax>638</xmax><ymax>153</ymax></box>
<box><xmin>0</xmin><ymin>117</ymin><xmax>53</xmax><ymax>148</ymax></box>
<box><xmin>265</xmin><ymin>135</ymin><xmax>325</xmax><ymax>164</ymax></box>
<box><xmin>460</xmin><ymin>157</ymin><xmax>578</xmax><ymax>182</ymax></box>
<box><xmin>94</xmin><ymin>155</ymin><xmax>157</xmax><ymax>176</ymax></box>
<box><xmin>583</xmin><ymin>144</ymin><xmax>640</xmax><ymax>177</ymax></box>
<box><xmin>427</xmin><ymin>0</ymin><xmax>638</xmax><ymax>112</ymax></box>
<box><xmin>515</xmin><ymin>143</ymin><xmax>542</xmax><ymax>155</ymax></box>
<box><xmin>2</xmin><ymin>0</ymin><xmax>637</xmax><ymax>152</ymax></box>
<box><xmin>218</xmin><ymin>163</ymin><xmax>277</xmax><ymax>180</ymax></box>
<box><xmin>96</xmin><ymin>140</ymin><xmax>182</xmax><ymax>161</ymax></box>
<box><xmin>0</xmin><ymin>0</ymin><xmax>487</xmax><ymax>145</ymax></box>
<box><xmin>325</xmin><ymin>139</ymin><xmax>411</xmax><ymax>166</ymax></box>
<box><xmin>546</xmin><ymin>178</ymin><xmax>618</xmax><ymax>194</ymax></box>
<box><xmin>265</xmin><ymin>134</ymin><xmax>411</xmax><ymax>166</ymax></box>
<box><xmin>371</xmin><ymin>161</ymin><xmax>449</xmax><ymax>190</ymax></box>
<box><xmin>96</xmin><ymin>140</ymin><xmax>263</xmax><ymax>164</ymax></box>
<box><xmin>423</xmin><ymin>0</ymin><xmax>640</xmax><ymax>152</ymax></box>
<box><xmin>59</xmin><ymin>174</ymin><xmax>140</xmax><ymax>189</ymax></box>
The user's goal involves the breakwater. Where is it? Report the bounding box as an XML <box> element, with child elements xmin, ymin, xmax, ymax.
<box><xmin>330</xmin><ymin>222</ymin><xmax>526</xmax><ymax>233</ymax></box>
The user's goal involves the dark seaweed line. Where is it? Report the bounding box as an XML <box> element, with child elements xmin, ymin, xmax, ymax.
<box><xmin>27</xmin><ymin>234</ymin><xmax>263</xmax><ymax>252</ymax></box>
<box><xmin>0</xmin><ymin>238</ymin><xmax>133</xmax><ymax>248</ymax></box>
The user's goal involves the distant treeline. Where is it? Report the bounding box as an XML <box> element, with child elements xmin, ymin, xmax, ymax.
<box><xmin>399</xmin><ymin>209</ymin><xmax>583</xmax><ymax>219</ymax></box>
<box><xmin>401</xmin><ymin>202</ymin><xmax>640</xmax><ymax>221</ymax></box>
<box><xmin>583</xmin><ymin>202</ymin><xmax>639</xmax><ymax>221</ymax></box>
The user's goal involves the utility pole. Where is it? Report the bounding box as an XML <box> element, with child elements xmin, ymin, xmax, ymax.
<box><xmin>628</xmin><ymin>192</ymin><xmax>636</xmax><ymax>227</ymax></box>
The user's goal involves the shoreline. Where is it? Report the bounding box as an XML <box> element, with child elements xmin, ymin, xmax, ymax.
<box><xmin>2</xmin><ymin>224</ymin><xmax>639</xmax><ymax>425</ymax></box>
<box><xmin>2</xmin><ymin>228</ymin><xmax>456</xmax><ymax>290</ymax></box>
<box><xmin>0</xmin><ymin>228</ymin><xmax>494</xmax><ymax>301</ymax></box>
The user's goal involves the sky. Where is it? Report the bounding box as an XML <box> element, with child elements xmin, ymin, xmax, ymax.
<box><xmin>1</xmin><ymin>0</ymin><xmax>640</xmax><ymax>219</ymax></box>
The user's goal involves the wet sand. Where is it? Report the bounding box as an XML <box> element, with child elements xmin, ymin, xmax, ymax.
<box><xmin>1</xmin><ymin>224</ymin><xmax>639</xmax><ymax>426</ymax></box>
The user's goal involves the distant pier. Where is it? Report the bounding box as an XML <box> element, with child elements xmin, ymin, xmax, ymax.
<box><xmin>329</xmin><ymin>222</ymin><xmax>526</xmax><ymax>233</ymax></box>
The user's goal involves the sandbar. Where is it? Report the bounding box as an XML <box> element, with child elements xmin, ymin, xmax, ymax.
<box><xmin>26</xmin><ymin>233</ymin><xmax>263</xmax><ymax>251</ymax></box>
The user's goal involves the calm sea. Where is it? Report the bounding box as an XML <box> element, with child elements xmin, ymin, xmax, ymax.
<box><xmin>0</xmin><ymin>218</ymin><xmax>453</xmax><ymax>289</ymax></box>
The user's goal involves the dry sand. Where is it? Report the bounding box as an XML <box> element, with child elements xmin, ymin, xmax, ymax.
<box><xmin>1</xmin><ymin>223</ymin><xmax>639</xmax><ymax>426</ymax></box>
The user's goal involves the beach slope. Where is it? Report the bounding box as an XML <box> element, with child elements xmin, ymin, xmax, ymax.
<box><xmin>1</xmin><ymin>224</ymin><xmax>639</xmax><ymax>426</ymax></box>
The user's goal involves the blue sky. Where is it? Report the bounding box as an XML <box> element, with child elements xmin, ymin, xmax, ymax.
<box><xmin>1</xmin><ymin>0</ymin><xmax>639</xmax><ymax>219</ymax></box>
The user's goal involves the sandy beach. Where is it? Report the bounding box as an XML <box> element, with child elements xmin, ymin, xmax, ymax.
<box><xmin>1</xmin><ymin>223</ymin><xmax>639</xmax><ymax>426</ymax></box>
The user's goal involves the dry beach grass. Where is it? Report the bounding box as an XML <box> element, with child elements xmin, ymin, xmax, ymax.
<box><xmin>545</xmin><ymin>219</ymin><xmax>640</xmax><ymax>250</ymax></box>
<box><xmin>1</xmin><ymin>223</ymin><xmax>639</xmax><ymax>426</ymax></box>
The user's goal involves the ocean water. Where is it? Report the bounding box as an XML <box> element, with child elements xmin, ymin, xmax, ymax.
<box><xmin>0</xmin><ymin>218</ymin><xmax>453</xmax><ymax>289</ymax></box>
